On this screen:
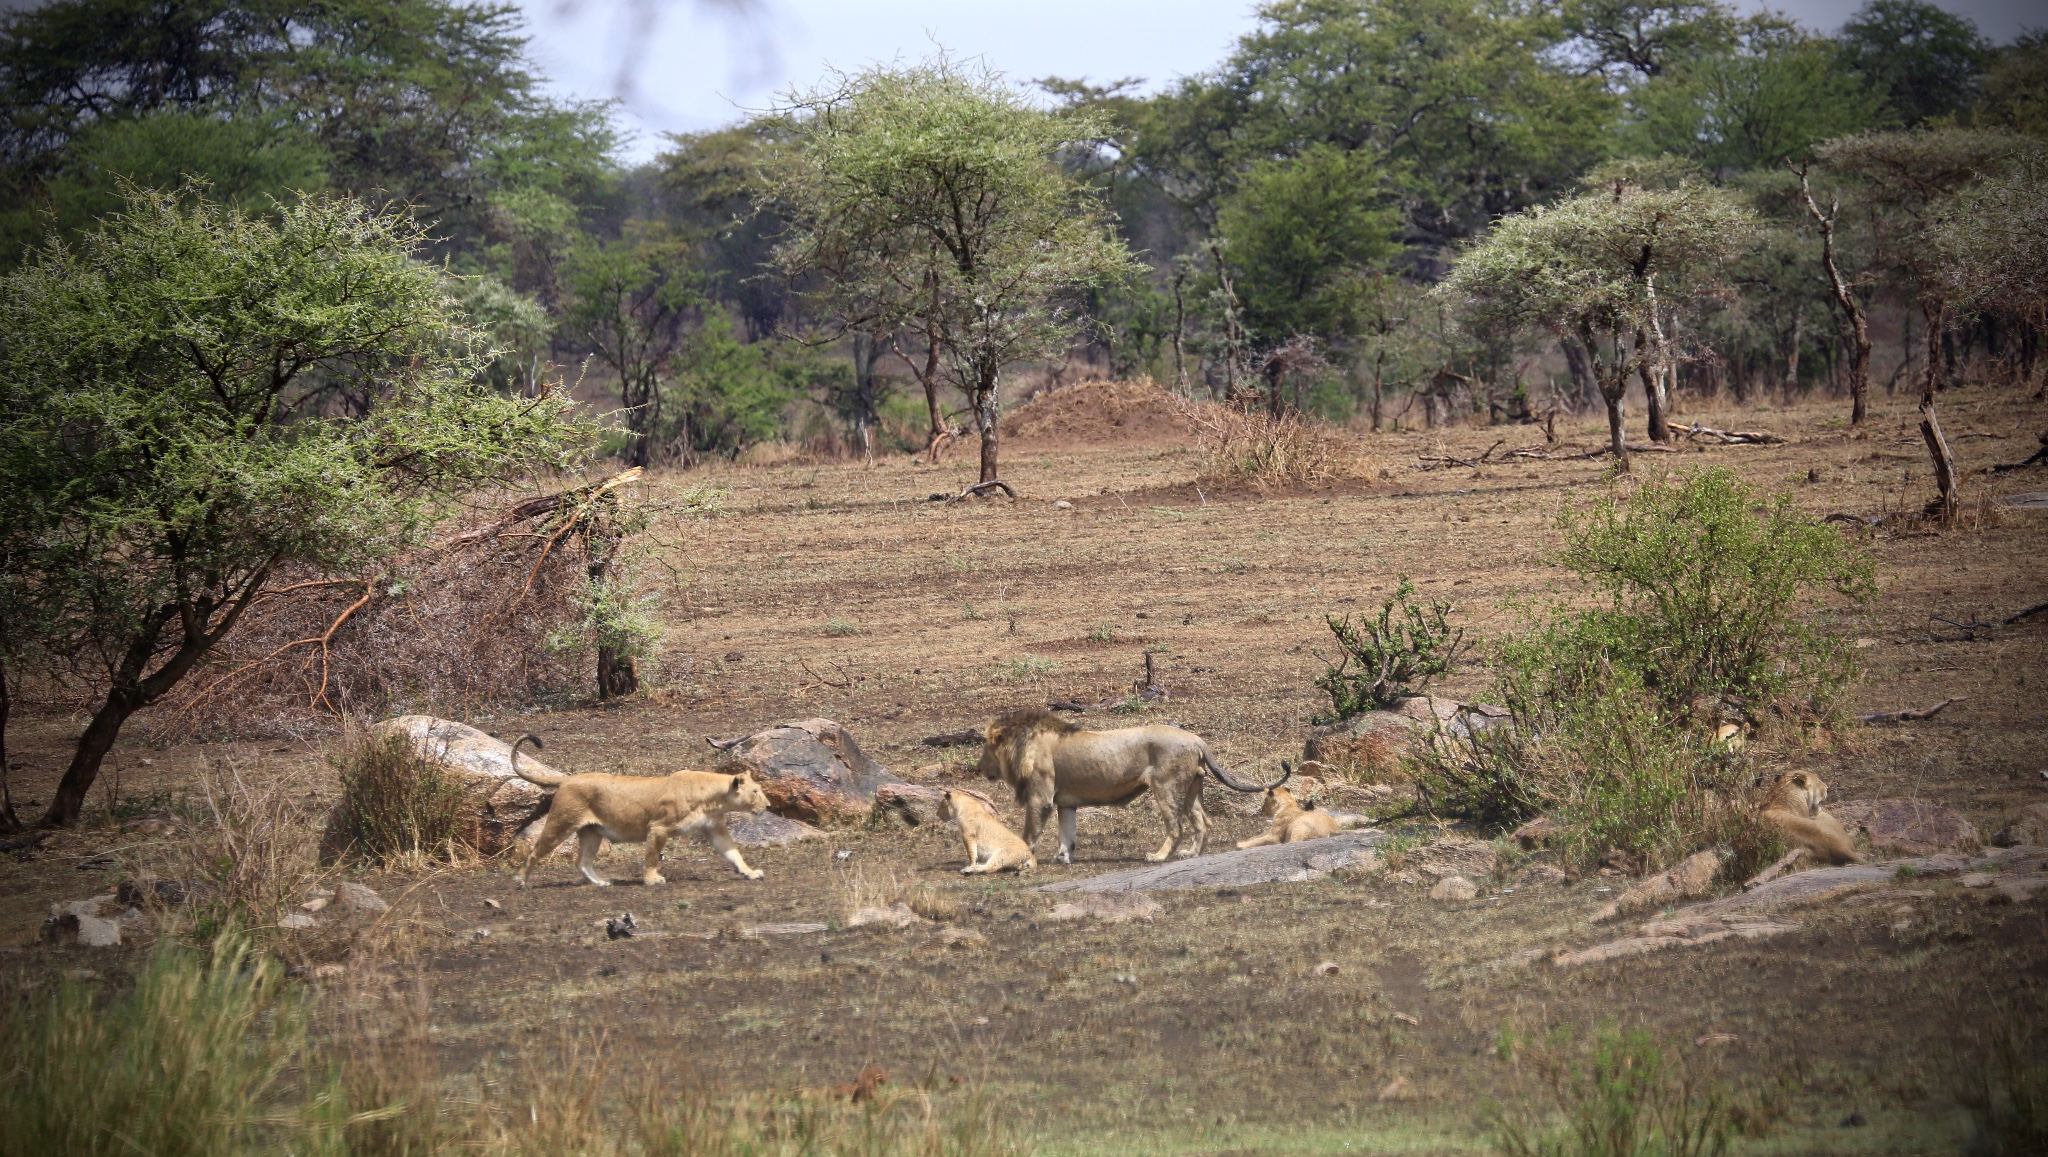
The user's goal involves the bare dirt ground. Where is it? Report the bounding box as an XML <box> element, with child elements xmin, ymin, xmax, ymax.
<box><xmin>5</xmin><ymin>381</ymin><xmax>2046</xmax><ymax>1155</ymax></box>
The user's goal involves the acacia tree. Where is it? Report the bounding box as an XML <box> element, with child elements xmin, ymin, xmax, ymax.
<box><xmin>766</xmin><ymin>57</ymin><xmax>1136</xmax><ymax>485</ymax></box>
<box><xmin>0</xmin><ymin>186</ymin><xmax>586</xmax><ymax>828</ymax></box>
<box><xmin>555</xmin><ymin>228</ymin><xmax>700</xmax><ymax>468</ymax></box>
<box><xmin>1440</xmin><ymin>180</ymin><xmax>1751</xmax><ymax>470</ymax></box>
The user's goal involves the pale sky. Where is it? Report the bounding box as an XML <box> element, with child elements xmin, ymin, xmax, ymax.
<box><xmin>515</xmin><ymin>0</ymin><xmax>2045</xmax><ymax>162</ymax></box>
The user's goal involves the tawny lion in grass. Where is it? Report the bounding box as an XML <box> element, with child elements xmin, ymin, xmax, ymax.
<box><xmin>1758</xmin><ymin>769</ymin><xmax>1862</xmax><ymax>866</ymax></box>
<box><xmin>977</xmin><ymin>709</ymin><xmax>1289</xmax><ymax>864</ymax></box>
<box><xmin>937</xmin><ymin>789</ymin><xmax>1036</xmax><ymax>875</ymax></box>
<box><xmin>1235</xmin><ymin>774</ymin><xmax>1339</xmax><ymax>849</ymax></box>
<box><xmin>510</xmin><ymin>735</ymin><xmax>770</xmax><ymax>887</ymax></box>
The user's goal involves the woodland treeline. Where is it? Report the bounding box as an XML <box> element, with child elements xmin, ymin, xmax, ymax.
<box><xmin>1</xmin><ymin>0</ymin><xmax>2043</xmax><ymax>465</ymax></box>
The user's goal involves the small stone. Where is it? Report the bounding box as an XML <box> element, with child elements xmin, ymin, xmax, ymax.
<box><xmin>66</xmin><ymin>969</ymin><xmax>100</xmax><ymax>982</ymax></box>
<box><xmin>1991</xmin><ymin>803</ymin><xmax>2048</xmax><ymax>848</ymax></box>
<box><xmin>1512</xmin><ymin>816</ymin><xmax>1560</xmax><ymax>849</ymax></box>
<box><xmin>1429</xmin><ymin>875</ymin><xmax>1478</xmax><ymax>901</ymax></box>
<box><xmin>1391</xmin><ymin>1012</ymin><xmax>1421</xmax><ymax>1027</ymax></box>
<box><xmin>300</xmin><ymin>897</ymin><xmax>330</xmax><ymax>913</ymax></box>
<box><xmin>1314</xmin><ymin>961</ymin><xmax>1340</xmax><ymax>976</ymax></box>
<box><xmin>310</xmin><ymin>964</ymin><xmax>347</xmax><ymax>980</ymax></box>
<box><xmin>1841</xmin><ymin>1111</ymin><xmax>1866</xmax><ymax>1128</ymax></box>
<box><xmin>725</xmin><ymin>651</ymin><xmax>744</xmax><ymax>662</ymax></box>
<box><xmin>1961</xmin><ymin>872</ymin><xmax>1995</xmax><ymax>888</ymax></box>
<box><xmin>280</xmin><ymin>913</ymin><xmax>316</xmax><ymax>930</ymax></box>
<box><xmin>337</xmin><ymin>882</ymin><xmax>388</xmax><ymax>913</ymax></box>
<box><xmin>483</xmin><ymin>898</ymin><xmax>501</xmax><ymax>909</ymax></box>
<box><xmin>1053</xmin><ymin>500</ymin><xmax>1073</xmax><ymax>510</ymax></box>
<box><xmin>1518</xmin><ymin>864</ymin><xmax>1569</xmax><ymax>888</ymax></box>
<box><xmin>835</xmin><ymin>849</ymin><xmax>853</xmax><ymax>861</ymax></box>
<box><xmin>971</xmin><ymin>1016</ymin><xmax>990</xmax><ymax>1026</ymax></box>
<box><xmin>474</xmin><ymin>927</ymin><xmax>492</xmax><ymax>940</ymax></box>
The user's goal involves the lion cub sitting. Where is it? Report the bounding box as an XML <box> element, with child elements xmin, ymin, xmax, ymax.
<box><xmin>937</xmin><ymin>790</ymin><xmax>1036</xmax><ymax>875</ymax></box>
<box><xmin>1759</xmin><ymin>769</ymin><xmax>1861</xmax><ymax>866</ymax></box>
<box><xmin>510</xmin><ymin>735</ymin><xmax>770</xmax><ymax>887</ymax></box>
<box><xmin>1236</xmin><ymin>783</ymin><xmax>1339</xmax><ymax>849</ymax></box>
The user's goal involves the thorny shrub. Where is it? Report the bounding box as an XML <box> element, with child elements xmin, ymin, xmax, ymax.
<box><xmin>1955</xmin><ymin>1013</ymin><xmax>2048</xmax><ymax>1156</ymax></box>
<box><xmin>1315</xmin><ymin>576</ymin><xmax>1464</xmax><ymax>720</ymax></box>
<box><xmin>1492</xmin><ymin>1024</ymin><xmax>1753</xmax><ymax>1157</ymax></box>
<box><xmin>1176</xmin><ymin>398</ymin><xmax>1353</xmax><ymax>491</ymax></box>
<box><xmin>330</xmin><ymin>728</ymin><xmax>470</xmax><ymax>867</ymax></box>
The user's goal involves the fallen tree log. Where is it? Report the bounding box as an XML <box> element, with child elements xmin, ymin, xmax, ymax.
<box><xmin>1858</xmin><ymin>697</ymin><xmax>1964</xmax><ymax>723</ymax></box>
<box><xmin>1666</xmin><ymin>422</ymin><xmax>1784</xmax><ymax>445</ymax></box>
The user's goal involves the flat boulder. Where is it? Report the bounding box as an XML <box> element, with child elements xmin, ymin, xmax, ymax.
<box><xmin>1303</xmin><ymin>698</ymin><xmax>1510</xmax><ymax>779</ymax></box>
<box><xmin>714</xmin><ymin>719</ymin><xmax>903</xmax><ymax>826</ymax></box>
<box><xmin>726</xmin><ymin>811</ymin><xmax>824</xmax><ymax>846</ymax></box>
<box><xmin>327</xmin><ymin>716</ymin><xmax>557</xmax><ymax>859</ymax></box>
<box><xmin>1830</xmin><ymin>798</ymin><xmax>1979</xmax><ymax>856</ymax></box>
<box><xmin>1594</xmin><ymin>851</ymin><xmax>1724</xmax><ymax>922</ymax></box>
<box><xmin>1039</xmin><ymin>830</ymin><xmax>1385</xmax><ymax>894</ymax></box>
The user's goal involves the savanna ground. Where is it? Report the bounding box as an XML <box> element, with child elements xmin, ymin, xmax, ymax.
<box><xmin>5</xmin><ymin>381</ymin><xmax>2046</xmax><ymax>1155</ymax></box>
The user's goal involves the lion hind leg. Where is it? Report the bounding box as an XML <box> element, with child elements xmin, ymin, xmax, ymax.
<box><xmin>708</xmin><ymin>817</ymin><xmax>764</xmax><ymax>880</ymax></box>
<box><xmin>1180</xmin><ymin>784</ymin><xmax>1209</xmax><ymax>858</ymax></box>
<box><xmin>1144</xmin><ymin>783</ymin><xmax>1180</xmax><ymax>862</ymax></box>
<box><xmin>576</xmin><ymin>826</ymin><xmax>609</xmax><ymax>887</ymax></box>
<box><xmin>516</xmin><ymin>810</ymin><xmax>579</xmax><ymax>888</ymax></box>
<box><xmin>1236</xmin><ymin>828</ymin><xmax>1281</xmax><ymax>850</ymax></box>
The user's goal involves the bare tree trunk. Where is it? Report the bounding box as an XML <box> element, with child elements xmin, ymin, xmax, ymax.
<box><xmin>1561</xmin><ymin>336</ymin><xmax>1598</xmax><ymax>413</ymax></box>
<box><xmin>974</xmin><ymin>366</ymin><xmax>1001</xmax><ymax>484</ymax></box>
<box><xmin>1636</xmin><ymin>326</ymin><xmax>1668</xmax><ymax>443</ymax></box>
<box><xmin>1583</xmin><ymin>324</ymin><xmax>1629</xmax><ymax>473</ymax></box>
<box><xmin>1920</xmin><ymin>397</ymin><xmax>1959</xmax><ymax>523</ymax></box>
<box><xmin>1795</xmin><ymin>166</ymin><xmax>1872</xmax><ymax>424</ymax></box>
<box><xmin>1783</xmin><ymin>314</ymin><xmax>1803</xmax><ymax>403</ymax></box>
<box><xmin>0</xmin><ymin>661</ymin><xmax>17</xmax><ymax>833</ymax></box>
<box><xmin>1371</xmin><ymin>348</ymin><xmax>1385</xmax><ymax>433</ymax></box>
<box><xmin>1171</xmin><ymin>262</ymin><xmax>1189</xmax><ymax>395</ymax></box>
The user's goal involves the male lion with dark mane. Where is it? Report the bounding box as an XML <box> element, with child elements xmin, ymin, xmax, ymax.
<box><xmin>977</xmin><ymin>709</ymin><xmax>1288</xmax><ymax>864</ymax></box>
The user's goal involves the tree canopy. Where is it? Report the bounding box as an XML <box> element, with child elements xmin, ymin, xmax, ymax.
<box><xmin>0</xmin><ymin>184</ymin><xmax>587</xmax><ymax>826</ymax></box>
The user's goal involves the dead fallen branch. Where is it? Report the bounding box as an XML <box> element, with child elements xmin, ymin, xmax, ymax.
<box><xmin>1666</xmin><ymin>422</ymin><xmax>1784</xmax><ymax>445</ymax></box>
<box><xmin>936</xmin><ymin>479</ymin><xmax>1018</xmax><ymax>505</ymax></box>
<box><xmin>1858</xmin><ymin>697</ymin><xmax>1965</xmax><ymax>724</ymax></box>
<box><xmin>1417</xmin><ymin>438</ymin><xmax>1505</xmax><ymax>470</ymax></box>
<box><xmin>920</xmin><ymin>729</ymin><xmax>983</xmax><ymax>748</ymax></box>
<box><xmin>797</xmin><ymin>658</ymin><xmax>852</xmax><ymax>689</ymax></box>
<box><xmin>1990</xmin><ymin>431</ymin><xmax>2048</xmax><ymax>473</ymax></box>
<box><xmin>1499</xmin><ymin>443</ymin><xmax>1678</xmax><ymax>463</ymax></box>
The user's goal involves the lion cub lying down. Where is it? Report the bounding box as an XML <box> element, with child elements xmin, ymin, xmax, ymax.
<box><xmin>1759</xmin><ymin>769</ymin><xmax>1861</xmax><ymax>866</ymax></box>
<box><xmin>510</xmin><ymin>735</ymin><xmax>770</xmax><ymax>887</ymax></box>
<box><xmin>938</xmin><ymin>790</ymin><xmax>1036</xmax><ymax>874</ymax></box>
<box><xmin>1236</xmin><ymin>782</ymin><xmax>1339</xmax><ymax>849</ymax></box>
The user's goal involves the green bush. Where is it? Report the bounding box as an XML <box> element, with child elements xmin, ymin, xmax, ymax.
<box><xmin>1315</xmin><ymin>576</ymin><xmax>1464</xmax><ymax>720</ymax></box>
<box><xmin>332</xmin><ymin>731</ymin><xmax>469</xmax><ymax>864</ymax></box>
<box><xmin>0</xmin><ymin>931</ymin><xmax>301</xmax><ymax>1157</ymax></box>
<box><xmin>1553</xmin><ymin>468</ymin><xmax>1874</xmax><ymax>726</ymax></box>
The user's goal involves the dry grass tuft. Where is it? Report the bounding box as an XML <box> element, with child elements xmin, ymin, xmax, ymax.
<box><xmin>329</xmin><ymin>725</ymin><xmax>472</xmax><ymax>868</ymax></box>
<box><xmin>1176</xmin><ymin>400</ymin><xmax>1356</xmax><ymax>491</ymax></box>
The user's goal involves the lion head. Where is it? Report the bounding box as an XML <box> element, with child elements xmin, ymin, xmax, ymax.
<box><xmin>1765</xmin><ymin>770</ymin><xmax>1827</xmax><ymax>818</ymax></box>
<box><xmin>726</xmin><ymin>773</ymin><xmax>769</xmax><ymax>813</ymax></box>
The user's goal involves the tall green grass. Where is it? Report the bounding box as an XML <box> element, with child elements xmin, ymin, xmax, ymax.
<box><xmin>0</xmin><ymin>930</ymin><xmax>301</xmax><ymax>1157</ymax></box>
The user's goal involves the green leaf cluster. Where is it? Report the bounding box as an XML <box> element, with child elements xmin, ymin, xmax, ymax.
<box><xmin>1314</xmin><ymin>577</ymin><xmax>1463</xmax><ymax>720</ymax></box>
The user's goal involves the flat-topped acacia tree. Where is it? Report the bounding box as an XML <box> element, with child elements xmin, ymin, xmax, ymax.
<box><xmin>765</xmin><ymin>57</ymin><xmax>1137</xmax><ymax>485</ymax></box>
<box><xmin>1439</xmin><ymin>178</ymin><xmax>1751</xmax><ymax>471</ymax></box>
<box><xmin>0</xmin><ymin>185</ymin><xmax>587</xmax><ymax>829</ymax></box>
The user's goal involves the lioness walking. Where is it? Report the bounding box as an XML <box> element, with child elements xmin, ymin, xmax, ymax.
<box><xmin>978</xmin><ymin>709</ymin><xmax>1288</xmax><ymax>863</ymax></box>
<box><xmin>510</xmin><ymin>735</ymin><xmax>771</xmax><ymax>887</ymax></box>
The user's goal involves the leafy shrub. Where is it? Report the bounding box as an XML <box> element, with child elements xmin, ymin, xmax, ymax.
<box><xmin>1494</xmin><ymin>1024</ymin><xmax>1742</xmax><ymax>1157</ymax></box>
<box><xmin>1553</xmin><ymin>468</ymin><xmax>1874</xmax><ymax>726</ymax></box>
<box><xmin>0</xmin><ymin>930</ymin><xmax>301</xmax><ymax>1157</ymax></box>
<box><xmin>1315</xmin><ymin>576</ymin><xmax>1463</xmax><ymax>720</ymax></box>
<box><xmin>331</xmin><ymin>730</ymin><xmax>469</xmax><ymax>865</ymax></box>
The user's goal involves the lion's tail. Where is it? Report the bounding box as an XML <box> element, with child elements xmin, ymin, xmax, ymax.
<box><xmin>1202</xmin><ymin>750</ymin><xmax>1292</xmax><ymax>794</ymax></box>
<box><xmin>510</xmin><ymin>734</ymin><xmax>564</xmax><ymax>786</ymax></box>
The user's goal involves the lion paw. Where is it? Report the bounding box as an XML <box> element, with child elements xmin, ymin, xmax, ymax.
<box><xmin>742</xmin><ymin>869</ymin><xmax>765</xmax><ymax>880</ymax></box>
